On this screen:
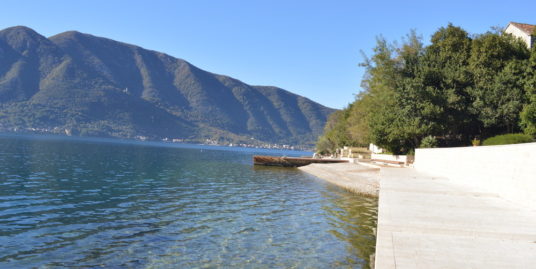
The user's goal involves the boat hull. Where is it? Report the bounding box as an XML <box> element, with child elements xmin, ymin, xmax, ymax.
<box><xmin>253</xmin><ymin>155</ymin><xmax>348</xmax><ymax>167</ymax></box>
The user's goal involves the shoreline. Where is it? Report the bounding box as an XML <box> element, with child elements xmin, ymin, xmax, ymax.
<box><xmin>299</xmin><ymin>162</ymin><xmax>380</xmax><ymax>196</ymax></box>
<box><xmin>302</xmin><ymin>160</ymin><xmax>536</xmax><ymax>268</ymax></box>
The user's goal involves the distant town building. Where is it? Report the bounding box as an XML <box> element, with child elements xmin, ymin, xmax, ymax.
<box><xmin>504</xmin><ymin>22</ymin><xmax>535</xmax><ymax>49</ymax></box>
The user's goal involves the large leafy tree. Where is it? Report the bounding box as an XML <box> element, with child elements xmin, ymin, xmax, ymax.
<box><xmin>316</xmin><ymin>107</ymin><xmax>358</xmax><ymax>154</ymax></box>
<box><xmin>359</xmin><ymin>37</ymin><xmax>405</xmax><ymax>153</ymax></box>
<box><xmin>364</xmin><ymin>25</ymin><xmax>476</xmax><ymax>153</ymax></box>
<box><xmin>521</xmin><ymin>49</ymin><xmax>536</xmax><ymax>136</ymax></box>
<box><xmin>420</xmin><ymin>24</ymin><xmax>475</xmax><ymax>143</ymax></box>
<box><xmin>469</xmin><ymin>32</ymin><xmax>529</xmax><ymax>135</ymax></box>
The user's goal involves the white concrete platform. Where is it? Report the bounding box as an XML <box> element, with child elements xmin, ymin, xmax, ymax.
<box><xmin>299</xmin><ymin>163</ymin><xmax>380</xmax><ymax>196</ymax></box>
<box><xmin>375</xmin><ymin>167</ymin><xmax>536</xmax><ymax>269</ymax></box>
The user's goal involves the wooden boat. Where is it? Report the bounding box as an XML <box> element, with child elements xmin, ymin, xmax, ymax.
<box><xmin>253</xmin><ymin>155</ymin><xmax>348</xmax><ymax>167</ymax></box>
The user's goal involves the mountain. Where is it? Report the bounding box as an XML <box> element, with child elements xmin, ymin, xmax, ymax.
<box><xmin>0</xmin><ymin>26</ymin><xmax>335</xmax><ymax>147</ymax></box>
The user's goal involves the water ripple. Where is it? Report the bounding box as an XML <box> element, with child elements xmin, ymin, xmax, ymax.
<box><xmin>0</xmin><ymin>135</ymin><xmax>377</xmax><ymax>268</ymax></box>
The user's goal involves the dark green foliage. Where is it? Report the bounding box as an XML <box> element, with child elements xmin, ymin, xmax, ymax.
<box><xmin>423</xmin><ymin>25</ymin><xmax>475</xmax><ymax>141</ymax></box>
<box><xmin>521</xmin><ymin>49</ymin><xmax>536</xmax><ymax>136</ymax></box>
<box><xmin>315</xmin><ymin>136</ymin><xmax>336</xmax><ymax>155</ymax></box>
<box><xmin>317</xmin><ymin>108</ymin><xmax>359</xmax><ymax>154</ymax></box>
<box><xmin>317</xmin><ymin>23</ymin><xmax>536</xmax><ymax>154</ymax></box>
<box><xmin>419</xmin><ymin>135</ymin><xmax>438</xmax><ymax>148</ymax></box>
<box><xmin>469</xmin><ymin>33</ymin><xmax>529</xmax><ymax>134</ymax></box>
<box><xmin>0</xmin><ymin>26</ymin><xmax>335</xmax><ymax>147</ymax></box>
<box><xmin>482</xmin><ymin>133</ymin><xmax>534</xmax><ymax>145</ymax></box>
<box><xmin>520</xmin><ymin>102</ymin><xmax>536</xmax><ymax>136</ymax></box>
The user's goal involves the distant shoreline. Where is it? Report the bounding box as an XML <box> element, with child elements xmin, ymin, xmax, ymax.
<box><xmin>0</xmin><ymin>132</ymin><xmax>313</xmax><ymax>155</ymax></box>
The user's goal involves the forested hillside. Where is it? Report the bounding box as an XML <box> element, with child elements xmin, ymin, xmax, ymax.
<box><xmin>0</xmin><ymin>26</ymin><xmax>335</xmax><ymax>147</ymax></box>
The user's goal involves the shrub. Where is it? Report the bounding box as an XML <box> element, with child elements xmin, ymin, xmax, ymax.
<box><xmin>520</xmin><ymin>102</ymin><xmax>536</xmax><ymax>136</ymax></box>
<box><xmin>420</xmin><ymin>135</ymin><xmax>438</xmax><ymax>148</ymax></box>
<box><xmin>316</xmin><ymin>136</ymin><xmax>335</xmax><ymax>155</ymax></box>
<box><xmin>482</xmin><ymin>133</ymin><xmax>534</xmax><ymax>146</ymax></box>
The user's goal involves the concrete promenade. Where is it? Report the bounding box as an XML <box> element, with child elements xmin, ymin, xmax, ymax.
<box><xmin>375</xmin><ymin>167</ymin><xmax>536</xmax><ymax>269</ymax></box>
<box><xmin>299</xmin><ymin>163</ymin><xmax>380</xmax><ymax>196</ymax></box>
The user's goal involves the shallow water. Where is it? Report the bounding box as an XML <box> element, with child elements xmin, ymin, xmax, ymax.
<box><xmin>0</xmin><ymin>134</ymin><xmax>377</xmax><ymax>268</ymax></box>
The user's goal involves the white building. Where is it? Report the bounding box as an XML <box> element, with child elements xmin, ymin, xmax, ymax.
<box><xmin>504</xmin><ymin>22</ymin><xmax>535</xmax><ymax>49</ymax></box>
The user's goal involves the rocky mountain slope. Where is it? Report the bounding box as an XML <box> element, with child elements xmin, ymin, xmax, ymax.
<box><xmin>0</xmin><ymin>26</ymin><xmax>335</xmax><ymax>146</ymax></box>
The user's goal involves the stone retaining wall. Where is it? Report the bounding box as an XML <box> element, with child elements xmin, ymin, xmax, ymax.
<box><xmin>414</xmin><ymin>142</ymin><xmax>536</xmax><ymax>208</ymax></box>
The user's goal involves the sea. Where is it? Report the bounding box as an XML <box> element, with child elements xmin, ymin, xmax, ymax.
<box><xmin>0</xmin><ymin>134</ymin><xmax>377</xmax><ymax>268</ymax></box>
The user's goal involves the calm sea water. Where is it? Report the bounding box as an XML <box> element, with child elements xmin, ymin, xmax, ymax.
<box><xmin>0</xmin><ymin>134</ymin><xmax>377</xmax><ymax>268</ymax></box>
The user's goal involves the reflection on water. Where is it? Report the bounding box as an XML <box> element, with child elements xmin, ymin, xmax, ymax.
<box><xmin>0</xmin><ymin>134</ymin><xmax>377</xmax><ymax>268</ymax></box>
<box><xmin>321</xmin><ymin>185</ymin><xmax>378</xmax><ymax>268</ymax></box>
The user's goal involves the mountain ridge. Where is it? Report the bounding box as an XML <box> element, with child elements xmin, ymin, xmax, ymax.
<box><xmin>0</xmin><ymin>26</ymin><xmax>335</xmax><ymax>147</ymax></box>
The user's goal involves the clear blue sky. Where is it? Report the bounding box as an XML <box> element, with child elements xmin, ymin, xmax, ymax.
<box><xmin>1</xmin><ymin>0</ymin><xmax>535</xmax><ymax>109</ymax></box>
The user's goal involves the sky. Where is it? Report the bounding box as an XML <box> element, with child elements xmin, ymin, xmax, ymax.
<box><xmin>1</xmin><ymin>0</ymin><xmax>535</xmax><ymax>109</ymax></box>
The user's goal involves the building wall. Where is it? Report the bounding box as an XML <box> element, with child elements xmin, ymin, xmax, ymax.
<box><xmin>371</xmin><ymin>153</ymin><xmax>407</xmax><ymax>163</ymax></box>
<box><xmin>414</xmin><ymin>143</ymin><xmax>536</xmax><ymax>208</ymax></box>
<box><xmin>505</xmin><ymin>24</ymin><xmax>533</xmax><ymax>48</ymax></box>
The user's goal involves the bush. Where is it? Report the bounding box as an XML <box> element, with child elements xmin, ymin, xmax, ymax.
<box><xmin>482</xmin><ymin>133</ymin><xmax>534</xmax><ymax>146</ymax></box>
<box><xmin>520</xmin><ymin>102</ymin><xmax>536</xmax><ymax>136</ymax></box>
<box><xmin>316</xmin><ymin>136</ymin><xmax>335</xmax><ymax>155</ymax></box>
<box><xmin>419</xmin><ymin>135</ymin><xmax>438</xmax><ymax>148</ymax></box>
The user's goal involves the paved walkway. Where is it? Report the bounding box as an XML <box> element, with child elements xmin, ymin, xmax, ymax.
<box><xmin>375</xmin><ymin>167</ymin><xmax>536</xmax><ymax>269</ymax></box>
<box><xmin>299</xmin><ymin>163</ymin><xmax>380</xmax><ymax>196</ymax></box>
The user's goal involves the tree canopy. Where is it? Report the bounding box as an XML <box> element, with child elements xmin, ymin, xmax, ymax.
<box><xmin>317</xmin><ymin>23</ymin><xmax>536</xmax><ymax>154</ymax></box>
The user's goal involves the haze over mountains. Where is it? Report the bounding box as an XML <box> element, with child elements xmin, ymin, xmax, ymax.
<box><xmin>0</xmin><ymin>26</ymin><xmax>334</xmax><ymax>147</ymax></box>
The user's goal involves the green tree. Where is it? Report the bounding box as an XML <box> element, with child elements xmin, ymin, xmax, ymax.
<box><xmin>346</xmin><ymin>93</ymin><xmax>372</xmax><ymax>146</ymax></box>
<box><xmin>469</xmin><ymin>32</ymin><xmax>530</xmax><ymax>135</ymax></box>
<box><xmin>315</xmin><ymin>108</ymin><xmax>356</xmax><ymax>153</ymax></box>
<box><xmin>521</xmin><ymin>49</ymin><xmax>536</xmax><ymax>136</ymax></box>
<box><xmin>359</xmin><ymin>37</ymin><xmax>408</xmax><ymax>153</ymax></box>
<box><xmin>489</xmin><ymin>60</ymin><xmax>528</xmax><ymax>133</ymax></box>
<box><xmin>421</xmin><ymin>24</ymin><xmax>475</xmax><ymax>144</ymax></box>
<box><xmin>317</xmin><ymin>23</ymin><xmax>536</xmax><ymax>155</ymax></box>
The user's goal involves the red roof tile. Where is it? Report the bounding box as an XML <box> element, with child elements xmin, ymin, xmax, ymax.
<box><xmin>510</xmin><ymin>22</ymin><xmax>536</xmax><ymax>35</ymax></box>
